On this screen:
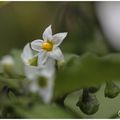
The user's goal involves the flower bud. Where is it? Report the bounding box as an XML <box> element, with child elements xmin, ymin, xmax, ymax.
<box><xmin>0</xmin><ymin>55</ymin><xmax>15</xmax><ymax>76</ymax></box>
<box><xmin>105</xmin><ymin>82</ymin><xmax>120</xmax><ymax>98</ymax></box>
<box><xmin>76</xmin><ymin>89</ymin><xmax>99</xmax><ymax>115</ymax></box>
<box><xmin>57</xmin><ymin>60</ymin><xmax>65</xmax><ymax>70</ymax></box>
<box><xmin>88</xmin><ymin>85</ymin><xmax>101</xmax><ymax>93</ymax></box>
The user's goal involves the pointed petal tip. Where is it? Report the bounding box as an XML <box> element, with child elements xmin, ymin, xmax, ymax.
<box><xmin>46</xmin><ymin>24</ymin><xmax>52</xmax><ymax>30</ymax></box>
<box><xmin>43</xmin><ymin>25</ymin><xmax>52</xmax><ymax>41</ymax></box>
<box><xmin>50</xmin><ymin>47</ymin><xmax>64</xmax><ymax>62</ymax></box>
<box><xmin>63</xmin><ymin>32</ymin><xmax>68</xmax><ymax>37</ymax></box>
<box><xmin>49</xmin><ymin>24</ymin><xmax>52</xmax><ymax>28</ymax></box>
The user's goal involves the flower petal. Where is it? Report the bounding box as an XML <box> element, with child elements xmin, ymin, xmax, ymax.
<box><xmin>41</xmin><ymin>57</ymin><xmax>55</xmax><ymax>79</ymax></box>
<box><xmin>29</xmin><ymin>81</ymin><xmax>39</xmax><ymax>92</ymax></box>
<box><xmin>49</xmin><ymin>47</ymin><xmax>64</xmax><ymax>61</ymax></box>
<box><xmin>52</xmin><ymin>32</ymin><xmax>67</xmax><ymax>46</ymax></box>
<box><xmin>38</xmin><ymin>51</ymin><xmax>48</xmax><ymax>65</ymax></box>
<box><xmin>38</xmin><ymin>79</ymin><xmax>54</xmax><ymax>103</ymax></box>
<box><xmin>24</xmin><ymin>65</ymin><xmax>40</xmax><ymax>80</ymax></box>
<box><xmin>1</xmin><ymin>55</ymin><xmax>14</xmax><ymax>65</ymax></box>
<box><xmin>30</xmin><ymin>57</ymin><xmax>55</xmax><ymax>103</ymax></box>
<box><xmin>43</xmin><ymin>25</ymin><xmax>52</xmax><ymax>41</ymax></box>
<box><xmin>21</xmin><ymin>43</ymin><xmax>33</xmax><ymax>63</ymax></box>
<box><xmin>31</xmin><ymin>39</ymin><xmax>43</xmax><ymax>52</ymax></box>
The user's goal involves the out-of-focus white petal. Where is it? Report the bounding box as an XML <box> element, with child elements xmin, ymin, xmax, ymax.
<box><xmin>1</xmin><ymin>55</ymin><xmax>14</xmax><ymax>66</ymax></box>
<box><xmin>0</xmin><ymin>55</ymin><xmax>15</xmax><ymax>73</ymax></box>
<box><xmin>29</xmin><ymin>81</ymin><xmax>39</xmax><ymax>92</ymax></box>
<box><xmin>21</xmin><ymin>43</ymin><xmax>33</xmax><ymax>64</ymax></box>
<box><xmin>49</xmin><ymin>47</ymin><xmax>64</xmax><ymax>62</ymax></box>
<box><xmin>41</xmin><ymin>57</ymin><xmax>55</xmax><ymax>80</ymax></box>
<box><xmin>31</xmin><ymin>39</ymin><xmax>43</xmax><ymax>52</ymax></box>
<box><xmin>24</xmin><ymin>65</ymin><xmax>40</xmax><ymax>80</ymax></box>
<box><xmin>52</xmin><ymin>32</ymin><xmax>67</xmax><ymax>47</ymax></box>
<box><xmin>27</xmin><ymin>57</ymin><xmax>55</xmax><ymax>103</ymax></box>
<box><xmin>29</xmin><ymin>74</ymin><xmax>54</xmax><ymax>103</ymax></box>
<box><xmin>38</xmin><ymin>78</ymin><xmax>54</xmax><ymax>103</ymax></box>
<box><xmin>43</xmin><ymin>25</ymin><xmax>52</xmax><ymax>41</ymax></box>
<box><xmin>36</xmin><ymin>58</ymin><xmax>55</xmax><ymax>103</ymax></box>
<box><xmin>38</xmin><ymin>51</ymin><xmax>48</xmax><ymax>65</ymax></box>
<box><xmin>24</xmin><ymin>65</ymin><xmax>42</xmax><ymax>80</ymax></box>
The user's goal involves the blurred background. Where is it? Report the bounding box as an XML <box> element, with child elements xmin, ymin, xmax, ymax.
<box><xmin>0</xmin><ymin>1</ymin><xmax>120</xmax><ymax>57</ymax></box>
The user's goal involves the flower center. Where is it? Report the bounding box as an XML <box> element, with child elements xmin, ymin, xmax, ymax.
<box><xmin>42</xmin><ymin>41</ymin><xmax>53</xmax><ymax>51</ymax></box>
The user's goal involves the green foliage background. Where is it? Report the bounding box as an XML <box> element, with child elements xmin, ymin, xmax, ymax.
<box><xmin>0</xmin><ymin>2</ymin><xmax>111</xmax><ymax>56</ymax></box>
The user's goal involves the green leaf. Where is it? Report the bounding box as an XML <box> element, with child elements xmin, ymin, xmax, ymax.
<box><xmin>64</xmin><ymin>83</ymin><xmax>120</xmax><ymax>118</ymax></box>
<box><xmin>11</xmin><ymin>49</ymin><xmax>24</xmax><ymax>75</ymax></box>
<box><xmin>54</xmin><ymin>53</ymin><xmax>120</xmax><ymax>98</ymax></box>
<box><xmin>88</xmin><ymin>85</ymin><xmax>101</xmax><ymax>93</ymax></box>
<box><xmin>14</xmin><ymin>103</ymin><xmax>76</xmax><ymax>118</ymax></box>
<box><xmin>0</xmin><ymin>76</ymin><xmax>20</xmax><ymax>89</ymax></box>
<box><xmin>0</xmin><ymin>2</ymin><xmax>10</xmax><ymax>8</ymax></box>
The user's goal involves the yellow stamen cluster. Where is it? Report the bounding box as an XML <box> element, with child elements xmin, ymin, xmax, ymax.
<box><xmin>42</xmin><ymin>41</ymin><xmax>53</xmax><ymax>51</ymax></box>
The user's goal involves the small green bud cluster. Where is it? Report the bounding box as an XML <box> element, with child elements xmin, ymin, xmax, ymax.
<box><xmin>105</xmin><ymin>82</ymin><xmax>120</xmax><ymax>98</ymax></box>
<box><xmin>76</xmin><ymin>88</ymin><xmax>99</xmax><ymax>115</ymax></box>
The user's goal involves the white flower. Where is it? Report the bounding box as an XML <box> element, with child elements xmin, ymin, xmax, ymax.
<box><xmin>29</xmin><ymin>58</ymin><xmax>55</xmax><ymax>103</ymax></box>
<box><xmin>31</xmin><ymin>25</ymin><xmax>67</xmax><ymax>65</ymax></box>
<box><xmin>21</xmin><ymin>43</ymin><xmax>42</xmax><ymax>80</ymax></box>
<box><xmin>0</xmin><ymin>55</ymin><xmax>15</xmax><ymax>73</ymax></box>
<box><xmin>21</xmin><ymin>43</ymin><xmax>56</xmax><ymax>103</ymax></box>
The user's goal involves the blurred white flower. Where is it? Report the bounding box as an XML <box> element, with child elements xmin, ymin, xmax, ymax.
<box><xmin>21</xmin><ymin>43</ymin><xmax>42</xmax><ymax>80</ymax></box>
<box><xmin>21</xmin><ymin>43</ymin><xmax>56</xmax><ymax>103</ymax></box>
<box><xmin>0</xmin><ymin>55</ymin><xmax>15</xmax><ymax>73</ymax></box>
<box><xmin>31</xmin><ymin>25</ymin><xmax>67</xmax><ymax>65</ymax></box>
<box><xmin>96</xmin><ymin>2</ymin><xmax>120</xmax><ymax>50</ymax></box>
<box><xmin>29</xmin><ymin>58</ymin><xmax>55</xmax><ymax>103</ymax></box>
<box><xmin>1</xmin><ymin>55</ymin><xmax>14</xmax><ymax>66</ymax></box>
